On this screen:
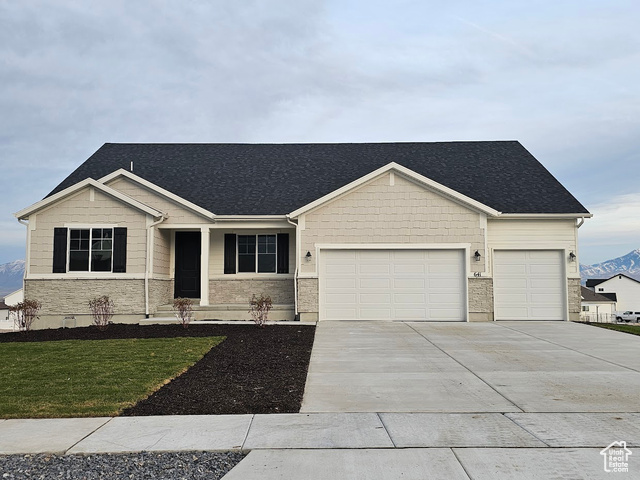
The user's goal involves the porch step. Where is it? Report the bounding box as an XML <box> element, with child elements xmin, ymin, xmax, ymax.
<box><xmin>153</xmin><ymin>303</ymin><xmax>295</xmax><ymax>321</ymax></box>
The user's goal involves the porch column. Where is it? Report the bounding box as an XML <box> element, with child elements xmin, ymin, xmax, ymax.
<box><xmin>200</xmin><ymin>227</ymin><xmax>210</xmax><ymax>306</ymax></box>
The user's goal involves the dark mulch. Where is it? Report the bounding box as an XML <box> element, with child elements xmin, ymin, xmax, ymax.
<box><xmin>0</xmin><ymin>323</ymin><xmax>316</xmax><ymax>415</ymax></box>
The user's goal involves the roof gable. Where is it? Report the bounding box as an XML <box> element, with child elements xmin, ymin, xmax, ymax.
<box><xmin>586</xmin><ymin>274</ymin><xmax>640</xmax><ymax>288</ymax></box>
<box><xmin>46</xmin><ymin>142</ymin><xmax>590</xmax><ymax>216</ymax></box>
<box><xmin>100</xmin><ymin>169</ymin><xmax>215</xmax><ymax>220</ymax></box>
<box><xmin>289</xmin><ymin>162</ymin><xmax>500</xmax><ymax>218</ymax></box>
<box><xmin>15</xmin><ymin>178</ymin><xmax>165</xmax><ymax>220</ymax></box>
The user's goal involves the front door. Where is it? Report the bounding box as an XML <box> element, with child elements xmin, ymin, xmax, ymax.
<box><xmin>174</xmin><ymin>231</ymin><xmax>201</xmax><ymax>298</ymax></box>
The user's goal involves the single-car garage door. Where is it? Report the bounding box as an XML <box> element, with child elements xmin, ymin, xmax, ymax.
<box><xmin>319</xmin><ymin>249</ymin><xmax>465</xmax><ymax>321</ymax></box>
<box><xmin>494</xmin><ymin>250</ymin><xmax>565</xmax><ymax>321</ymax></box>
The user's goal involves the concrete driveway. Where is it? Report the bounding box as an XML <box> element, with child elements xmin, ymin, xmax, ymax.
<box><xmin>301</xmin><ymin>321</ymin><xmax>640</xmax><ymax>413</ymax></box>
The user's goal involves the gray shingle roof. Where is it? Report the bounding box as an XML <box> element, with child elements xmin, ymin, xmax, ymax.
<box><xmin>581</xmin><ymin>286</ymin><xmax>616</xmax><ymax>303</ymax></box>
<box><xmin>48</xmin><ymin>142</ymin><xmax>589</xmax><ymax>216</ymax></box>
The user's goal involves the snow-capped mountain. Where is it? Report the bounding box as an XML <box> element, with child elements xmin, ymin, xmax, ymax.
<box><xmin>0</xmin><ymin>259</ymin><xmax>25</xmax><ymax>298</ymax></box>
<box><xmin>580</xmin><ymin>249</ymin><xmax>640</xmax><ymax>284</ymax></box>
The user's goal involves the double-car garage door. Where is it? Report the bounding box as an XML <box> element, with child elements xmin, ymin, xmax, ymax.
<box><xmin>319</xmin><ymin>249</ymin><xmax>465</xmax><ymax>321</ymax></box>
<box><xmin>319</xmin><ymin>248</ymin><xmax>566</xmax><ymax>321</ymax></box>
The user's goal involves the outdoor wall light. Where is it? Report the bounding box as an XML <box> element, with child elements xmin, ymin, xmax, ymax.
<box><xmin>474</xmin><ymin>250</ymin><xmax>481</xmax><ymax>262</ymax></box>
<box><xmin>305</xmin><ymin>251</ymin><xmax>312</xmax><ymax>261</ymax></box>
<box><xmin>569</xmin><ymin>252</ymin><xmax>576</xmax><ymax>262</ymax></box>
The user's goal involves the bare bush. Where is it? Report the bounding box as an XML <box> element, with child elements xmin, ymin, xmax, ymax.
<box><xmin>9</xmin><ymin>299</ymin><xmax>42</xmax><ymax>332</ymax></box>
<box><xmin>249</xmin><ymin>294</ymin><xmax>272</xmax><ymax>327</ymax></box>
<box><xmin>88</xmin><ymin>295</ymin><xmax>114</xmax><ymax>331</ymax></box>
<box><xmin>173</xmin><ymin>297</ymin><xmax>194</xmax><ymax>328</ymax></box>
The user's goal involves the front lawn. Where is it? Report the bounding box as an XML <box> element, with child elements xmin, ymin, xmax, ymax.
<box><xmin>0</xmin><ymin>336</ymin><xmax>223</xmax><ymax>418</ymax></box>
<box><xmin>589</xmin><ymin>323</ymin><xmax>640</xmax><ymax>336</ymax></box>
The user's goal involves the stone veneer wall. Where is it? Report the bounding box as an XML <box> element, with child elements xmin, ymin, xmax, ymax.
<box><xmin>148</xmin><ymin>278</ymin><xmax>174</xmax><ymax>313</ymax></box>
<box><xmin>209</xmin><ymin>278</ymin><xmax>294</xmax><ymax>305</ymax></box>
<box><xmin>25</xmin><ymin>279</ymin><xmax>145</xmax><ymax>316</ymax></box>
<box><xmin>297</xmin><ymin>278</ymin><xmax>318</xmax><ymax>316</ymax></box>
<box><xmin>567</xmin><ymin>278</ymin><xmax>581</xmax><ymax>321</ymax></box>
<box><xmin>467</xmin><ymin>277</ymin><xmax>494</xmax><ymax>322</ymax></box>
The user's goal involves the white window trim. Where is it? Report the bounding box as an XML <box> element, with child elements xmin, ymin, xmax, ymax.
<box><xmin>236</xmin><ymin>234</ymin><xmax>278</xmax><ymax>274</ymax></box>
<box><xmin>67</xmin><ymin>227</ymin><xmax>114</xmax><ymax>273</ymax></box>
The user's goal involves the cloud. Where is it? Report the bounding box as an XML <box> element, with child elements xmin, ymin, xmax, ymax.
<box><xmin>580</xmin><ymin>193</ymin><xmax>640</xmax><ymax>248</ymax></box>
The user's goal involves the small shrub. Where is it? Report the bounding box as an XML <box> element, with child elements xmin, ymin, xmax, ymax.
<box><xmin>9</xmin><ymin>299</ymin><xmax>42</xmax><ymax>332</ymax></box>
<box><xmin>173</xmin><ymin>297</ymin><xmax>194</xmax><ymax>328</ymax></box>
<box><xmin>249</xmin><ymin>294</ymin><xmax>273</xmax><ymax>327</ymax></box>
<box><xmin>89</xmin><ymin>295</ymin><xmax>114</xmax><ymax>331</ymax></box>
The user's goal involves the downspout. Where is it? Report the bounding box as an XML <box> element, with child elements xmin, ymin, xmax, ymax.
<box><xmin>576</xmin><ymin>217</ymin><xmax>585</xmax><ymax>228</ymax></box>
<box><xmin>145</xmin><ymin>215</ymin><xmax>167</xmax><ymax>318</ymax></box>
<box><xmin>286</xmin><ymin>215</ymin><xmax>299</xmax><ymax>320</ymax></box>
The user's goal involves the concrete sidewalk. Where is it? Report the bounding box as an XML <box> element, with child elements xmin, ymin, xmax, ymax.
<box><xmin>1</xmin><ymin>413</ymin><xmax>638</xmax><ymax>478</ymax></box>
<box><xmin>3</xmin><ymin>412</ymin><xmax>639</xmax><ymax>454</ymax></box>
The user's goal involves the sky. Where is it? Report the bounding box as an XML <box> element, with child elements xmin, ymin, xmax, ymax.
<box><xmin>1</xmin><ymin>0</ymin><xmax>639</xmax><ymax>266</ymax></box>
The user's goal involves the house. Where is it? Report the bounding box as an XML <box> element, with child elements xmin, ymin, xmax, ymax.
<box><xmin>14</xmin><ymin>142</ymin><xmax>590</xmax><ymax>328</ymax></box>
<box><xmin>580</xmin><ymin>286</ymin><xmax>616</xmax><ymax>322</ymax></box>
<box><xmin>0</xmin><ymin>300</ymin><xmax>10</xmax><ymax>324</ymax></box>
<box><xmin>586</xmin><ymin>274</ymin><xmax>640</xmax><ymax>312</ymax></box>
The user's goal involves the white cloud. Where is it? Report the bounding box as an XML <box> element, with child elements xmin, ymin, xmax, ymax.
<box><xmin>580</xmin><ymin>193</ymin><xmax>640</xmax><ymax>245</ymax></box>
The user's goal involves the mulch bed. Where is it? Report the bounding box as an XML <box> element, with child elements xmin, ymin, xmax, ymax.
<box><xmin>0</xmin><ymin>323</ymin><xmax>316</xmax><ymax>415</ymax></box>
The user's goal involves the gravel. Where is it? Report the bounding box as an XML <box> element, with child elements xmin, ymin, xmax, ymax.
<box><xmin>0</xmin><ymin>451</ymin><xmax>246</xmax><ymax>479</ymax></box>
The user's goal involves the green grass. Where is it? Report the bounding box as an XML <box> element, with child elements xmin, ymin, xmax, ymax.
<box><xmin>589</xmin><ymin>323</ymin><xmax>640</xmax><ymax>336</ymax></box>
<box><xmin>0</xmin><ymin>336</ymin><xmax>223</xmax><ymax>418</ymax></box>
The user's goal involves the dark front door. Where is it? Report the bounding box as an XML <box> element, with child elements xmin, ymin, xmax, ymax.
<box><xmin>175</xmin><ymin>231</ymin><xmax>201</xmax><ymax>298</ymax></box>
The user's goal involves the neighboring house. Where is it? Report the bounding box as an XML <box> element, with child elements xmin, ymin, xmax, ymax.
<box><xmin>580</xmin><ymin>286</ymin><xmax>616</xmax><ymax>322</ymax></box>
<box><xmin>0</xmin><ymin>300</ymin><xmax>9</xmax><ymax>323</ymax></box>
<box><xmin>4</xmin><ymin>288</ymin><xmax>23</xmax><ymax>307</ymax></box>
<box><xmin>14</xmin><ymin>142</ymin><xmax>590</xmax><ymax>328</ymax></box>
<box><xmin>586</xmin><ymin>274</ymin><xmax>640</xmax><ymax>312</ymax></box>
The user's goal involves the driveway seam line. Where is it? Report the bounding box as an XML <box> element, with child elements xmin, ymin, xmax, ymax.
<box><xmin>240</xmin><ymin>414</ymin><xmax>255</xmax><ymax>452</ymax></box>
<box><xmin>63</xmin><ymin>417</ymin><xmax>114</xmax><ymax>455</ymax></box>
<box><xmin>376</xmin><ymin>413</ymin><xmax>397</xmax><ymax>448</ymax></box>
<box><xmin>450</xmin><ymin>448</ymin><xmax>474</xmax><ymax>480</ymax></box>
<box><xmin>404</xmin><ymin>323</ymin><xmax>524</xmax><ymax>413</ymax></box>
<box><xmin>500</xmin><ymin>413</ymin><xmax>551</xmax><ymax>447</ymax></box>
<box><xmin>496</xmin><ymin>323</ymin><xmax>640</xmax><ymax>374</ymax></box>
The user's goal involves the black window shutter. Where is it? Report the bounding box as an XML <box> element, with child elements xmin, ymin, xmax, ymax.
<box><xmin>224</xmin><ymin>234</ymin><xmax>237</xmax><ymax>274</ymax></box>
<box><xmin>113</xmin><ymin>227</ymin><xmax>127</xmax><ymax>273</ymax></box>
<box><xmin>277</xmin><ymin>233</ymin><xmax>289</xmax><ymax>274</ymax></box>
<box><xmin>52</xmin><ymin>228</ymin><xmax>67</xmax><ymax>273</ymax></box>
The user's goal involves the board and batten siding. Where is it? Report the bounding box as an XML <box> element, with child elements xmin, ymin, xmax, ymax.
<box><xmin>486</xmin><ymin>219</ymin><xmax>579</xmax><ymax>277</ymax></box>
<box><xmin>300</xmin><ymin>172</ymin><xmax>486</xmax><ymax>276</ymax></box>
<box><xmin>28</xmin><ymin>188</ymin><xmax>148</xmax><ymax>275</ymax></box>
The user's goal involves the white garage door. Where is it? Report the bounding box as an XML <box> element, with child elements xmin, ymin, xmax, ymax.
<box><xmin>494</xmin><ymin>250</ymin><xmax>565</xmax><ymax>321</ymax></box>
<box><xmin>319</xmin><ymin>249</ymin><xmax>465</xmax><ymax>321</ymax></box>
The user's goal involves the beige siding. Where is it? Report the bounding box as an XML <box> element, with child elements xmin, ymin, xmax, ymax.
<box><xmin>107</xmin><ymin>177</ymin><xmax>209</xmax><ymax>225</ymax></box>
<box><xmin>29</xmin><ymin>188</ymin><xmax>147</xmax><ymax>275</ymax></box>
<box><xmin>153</xmin><ymin>228</ymin><xmax>171</xmax><ymax>276</ymax></box>
<box><xmin>209</xmin><ymin>229</ymin><xmax>296</xmax><ymax>275</ymax></box>
<box><xmin>487</xmin><ymin>219</ymin><xmax>578</xmax><ymax>277</ymax></box>
<box><xmin>300</xmin><ymin>172</ymin><xmax>485</xmax><ymax>275</ymax></box>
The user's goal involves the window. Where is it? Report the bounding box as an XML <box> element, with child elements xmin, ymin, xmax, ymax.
<box><xmin>69</xmin><ymin>228</ymin><xmax>113</xmax><ymax>272</ymax></box>
<box><xmin>598</xmin><ymin>288</ymin><xmax>604</xmax><ymax>292</ymax></box>
<box><xmin>237</xmin><ymin>234</ymin><xmax>277</xmax><ymax>273</ymax></box>
<box><xmin>582</xmin><ymin>306</ymin><xmax>589</xmax><ymax>312</ymax></box>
